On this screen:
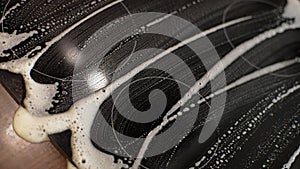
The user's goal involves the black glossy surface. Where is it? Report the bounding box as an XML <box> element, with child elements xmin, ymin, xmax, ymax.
<box><xmin>1</xmin><ymin>0</ymin><xmax>300</xmax><ymax>168</ymax></box>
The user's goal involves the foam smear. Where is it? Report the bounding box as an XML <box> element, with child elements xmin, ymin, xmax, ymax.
<box><xmin>0</xmin><ymin>2</ymin><xmax>20</xmax><ymax>23</ymax></box>
<box><xmin>190</xmin><ymin>83</ymin><xmax>300</xmax><ymax>169</ymax></box>
<box><xmin>1</xmin><ymin>6</ymin><xmax>252</xmax><ymax>169</ymax></box>
<box><xmin>132</xmin><ymin>57</ymin><xmax>300</xmax><ymax>168</ymax></box>
<box><xmin>282</xmin><ymin>146</ymin><xmax>300</xmax><ymax>169</ymax></box>
<box><xmin>199</xmin><ymin>57</ymin><xmax>300</xmax><ymax>104</ymax></box>
<box><xmin>0</xmin><ymin>0</ymin><xmax>298</xmax><ymax>169</ymax></box>
<box><xmin>133</xmin><ymin>0</ymin><xmax>300</xmax><ymax>167</ymax></box>
<box><xmin>0</xmin><ymin>31</ymin><xmax>37</xmax><ymax>57</ymax></box>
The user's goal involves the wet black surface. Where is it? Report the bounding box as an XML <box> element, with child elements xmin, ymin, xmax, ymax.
<box><xmin>1</xmin><ymin>0</ymin><xmax>300</xmax><ymax>168</ymax></box>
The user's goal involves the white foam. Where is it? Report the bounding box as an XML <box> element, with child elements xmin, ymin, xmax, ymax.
<box><xmin>0</xmin><ymin>31</ymin><xmax>37</xmax><ymax>57</ymax></box>
<box><xmin>282</xmin><ymin>146</ymin><xmax>300</xmax><ymax>169</ymax></box>
<box><xmin>0</xmin><ymin>2</ymin><xmax>20</xmax><ymax>23</ymax></box>
<box><xmin>191</xmin><ymin>83</ymin><xmax>300</xmax><ymax>168</ymax></box>
<box><xmin>134</xmin><ymin>0</ymin><xmax>300</xmax><ymax>167</ymax></box>
<box><xmin>199</xmin><ymin>57</ymin><xmax>300</xmax><ymax>104</ymax></box>
<box><xmin>8</xmin><ymin>15</ymin><xmax>251</xmax><ymax>168</ymax></box>
<box><xmin>165</xmin><ymin>2</ymin><xmax>300</xmax><ymax>119</ymax></box>
<box><xmin>0</xmin><ymin>0</ymin><xmax>298</xmax><ymax>168</ymax></box>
